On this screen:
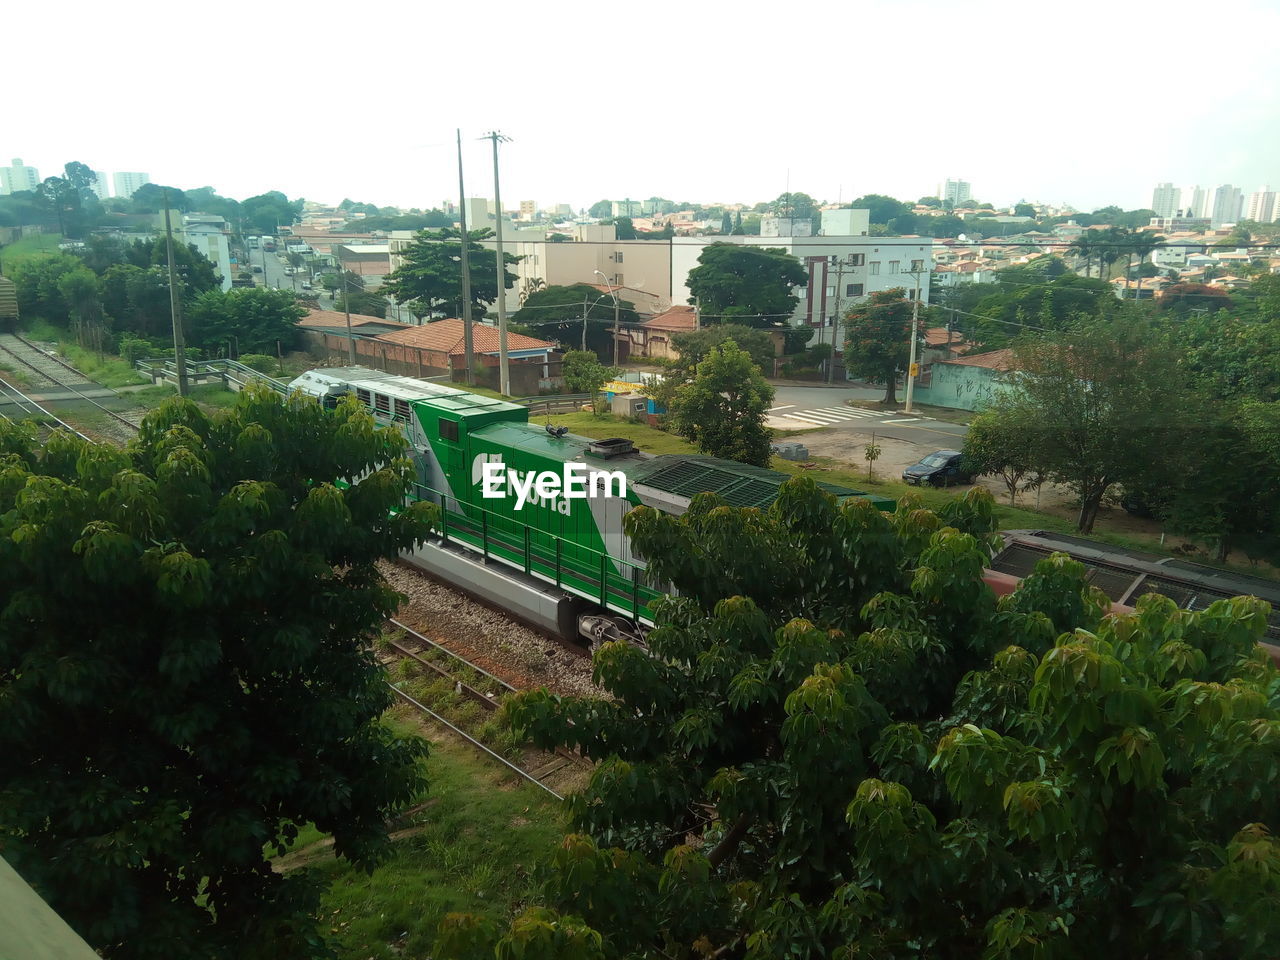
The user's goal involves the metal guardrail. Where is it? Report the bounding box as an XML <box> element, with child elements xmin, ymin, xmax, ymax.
<box><xmin>134</xmin><ymin>358</ymin><xmax>291</xmax><ymax>395</ymax></box>
<box><xmin>517</xmin><ymin>394</ymin><xmax>592</xmax><ymax>415</ymax></box>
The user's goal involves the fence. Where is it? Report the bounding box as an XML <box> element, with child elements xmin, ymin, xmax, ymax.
<box><xmin>135</xmin><ymin>358</ymin><xmax>291</xmax><ymax>395</ymax></box>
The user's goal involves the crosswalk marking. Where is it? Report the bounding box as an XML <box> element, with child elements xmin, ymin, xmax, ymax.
<box><xmin>880</xmin><ymin>418</ymin><xmax>923</xmax><ymax>424</ymax></box>
<box><xmin>779</xmin><ymin>405</ymin><xmax>882</xmax><ymax>424</ymax></box>
<box><xmin>767</xmin><ymin>404</ymin><xmax>796</xmax><ymax>411</ymax></box>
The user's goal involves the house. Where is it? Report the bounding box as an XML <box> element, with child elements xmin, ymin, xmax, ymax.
<box><xmin>908</xmin><ymin>348</ymin><xmax>1016</xmax><ymax>412</ymax></box>
<box><xmin>336</xmin><ymin>244</ymin><xmax>392</xmax><ymax>289</ymax></box>
<box><xmin>1208</xmin><ymin>275</ymin><xmax>1251</xmax><ymax>291</ymax></box>
<box><xmin>374</xmin><ymin>318</ymin><xmax>559</xmax><ymax>394</ymax></box>
<box><xmin>1109</xmin><ymin>276</ymin><xmax>1170</xmax><ymax>300</ymax></box>
<box><xmin>620</xmin><ymin>305</ymin><xmax>699</xmax><ymax>361</ymax></box>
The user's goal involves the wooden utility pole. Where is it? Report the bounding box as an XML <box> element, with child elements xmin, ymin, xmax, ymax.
<box><xmin>162</xmin><ymin>190</ymin><xmax>189</xmax><ymax>396</ymax></box>
<box><xmin>904</xmin><ymin>269</ymin><xmax>924</xmax><ymax>414</ymax></box>
<box><xmin>456</xmin><ymin>129</ymin><xmax>474</xmax><ymax>384</ymax></box>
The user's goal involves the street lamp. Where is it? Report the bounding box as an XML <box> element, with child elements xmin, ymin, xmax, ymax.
<box><xmin>594</xmin><ymin>269</ymin><xmax>621</xmax><ymax>365</ymax></box>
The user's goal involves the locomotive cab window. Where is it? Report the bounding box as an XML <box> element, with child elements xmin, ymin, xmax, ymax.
<box><xmin>439</xmin><ymin>419</ymin><xmax>459</xmax><ymax>442</ymax></box>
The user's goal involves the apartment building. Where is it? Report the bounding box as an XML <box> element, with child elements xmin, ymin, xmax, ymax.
<box><xmin>113</xmin><ymin>172</ymin><xmax>151</xmax><ymax>199</ymax></box>
<box><xmin>1246</xmin><ymin>188</ymin><xmax>1276</xmax><ymax>223</ymax></box>
<box><xmin>181</xmin><ymin>215</ymin><xmax>232</xmax><ymax>292</ymax></box>
<box><xmin>1151</xmin><ymin>182</ymin><xmax>1179</xmax><ymax>218</ymax></box>
<box><xmin>1211</xmin><ymin>184</ymin><xmax>1244</xmax><ymax>228</ymax></box>
<box><xmin>939</xmin><ymin>178</ymin><xmax>971</xmax><ymax>206</ymax></box>
<box><xmin>0</xmin><ymin>158</ymin><xmax>40</xmax><ymax>195</ymax></box>
<box><xmin>671</xmin><ymin>233</ymin><xmax>932</xmax><ymax>357</ymax></box>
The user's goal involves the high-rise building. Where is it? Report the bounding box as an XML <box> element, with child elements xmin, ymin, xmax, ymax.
<box><xmin>1245</xmin><ymin>188</ymin><xmax>1276</xmax><ymax>224</ymax></box>
<box><xmin>939</xmin><ymin>178</ymin><xmax>971</xmax><ymax>206</ymax></box>
<box><xmin>1210</xmin><ymin>184</ymin><xmax>1243</xmax><ymax>228</ymax></box>
<box><xmin>518</xmin><ymin>200</ymin><xmax>537</xmax><ymax>220</ymax></box>
<box><xmin>1180</xmin><ymin>185</ymin><xmax>1208</xmax><ymax>219</ymax></box>
<box><xmin>0</xmin><ymin>158</ymin><xmax>41</xmax><ymax>195</ymax></box>
<box><xmin>112</xmin><ymin>172</ymin><xmax>151</xmax><ymax>199</ymax></box>
<box><xmin>92</xmin><ymin>172</ymin><xmax>110</xmax><ymax>200</ymax></box>
<box><xmin>1150</xmin><ymin>182</ymin><xmax>1179</xmax><ymax>218</ymax></box>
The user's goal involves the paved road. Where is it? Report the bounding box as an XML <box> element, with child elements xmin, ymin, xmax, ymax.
<box><xmin>768</xmin><ymin>383</ymin><xmax>969</xmax><ymax>449</ymax></box>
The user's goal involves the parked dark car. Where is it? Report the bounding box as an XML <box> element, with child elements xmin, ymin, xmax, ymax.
<box><xmin>902</xmin><ymin>450</ymin><xmax>973</xmax><ymax>487</ymax></box>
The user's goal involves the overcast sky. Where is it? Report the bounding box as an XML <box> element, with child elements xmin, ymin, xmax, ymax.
<box><xmin>8</xmin><ymin>0</ymin><xmax>1279</xmax><ymax>213</ymax></box>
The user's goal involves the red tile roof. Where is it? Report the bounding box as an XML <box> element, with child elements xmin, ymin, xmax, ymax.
<box><xmin>942</xmin><ymin>348</ymin><xmax>1016</xmax><ymax>371</ymax></box>
<box><xmin>376</xmin><ymin>318</ymin><xmax>555</xmax><ymax>356</ymax></box>
<box><xmin>643</xmin><ymin>305</ymin><xmax>698</xmax><ymax>331</ymax></box>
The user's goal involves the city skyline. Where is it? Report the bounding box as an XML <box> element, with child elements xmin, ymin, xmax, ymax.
<box><xmin>6</xmin><ymin>0</ymin><xmax>1279</xmax><ymax>214</ymax></box>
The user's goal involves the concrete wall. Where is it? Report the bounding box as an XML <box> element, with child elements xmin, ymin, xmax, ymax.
<box><xmin>909</xmin><ymin>363</ymin><xmax>1009</xmax><ymax>412</ymax></box>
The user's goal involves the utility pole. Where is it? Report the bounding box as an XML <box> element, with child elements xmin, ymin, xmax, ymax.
<box><xmin>828</xmin><ymin>256</ymin><xmax>852</xmax><ymax>385</ymax></box>
<box><xmin>482</xmin><ymin>131</ymin><xmax>511</xmax><ymax>395</ymax></box>
<box><xmin>581</xmin><ymin>294</ymin><xmax>589</xmax><ymax>351</ymax></box>
<box><xmin>456</xmin><ymin>129</ymin><xmax>474</xmax><ymax>384</ymax></box>
<box><xmin>342</xmin><ymin>270</ymin><xmax>356</xmax><ymax>364</ymax></box>
<box><xmin>903</xmin><ymin>269</ymin><xmax>923</xmax><ymax>414</ymax></box>
<box><xmin>162</xmin><ymin>190</ymin><xmax>189</xmax><ymax>396</ymax></box>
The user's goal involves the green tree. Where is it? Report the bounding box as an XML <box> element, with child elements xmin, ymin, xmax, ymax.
<box><xmin>560</xmin><ymin>349</ymin><xmax>618</xmax><ymax>402</ymax></box>
<box><xmin>720</xmin><ymin>211</ymin><xmax>732</xmax><ymax>233</ymax></box>
<box><xmin>186</xmin><ymin>287</ymin><xmax>306</xmax><ymax>353</ymax></box>
<box><xmin>124</xmin><ymin>184</ymin><xmax>188</xmax><ymax>214</ymax></box>
<box><xmin>685</xmin><ymin>243</ymin><xmax>805</xmax><ymax>328</ymax></box>
<box><xmin>0</xmin><ymin>389</ymin><xmax>436</xmax><ymax>959</ymax></box>
<box><xmin>38</xmin><ymin>176</ymin><xmax>83</xmax><ymax>237</ymax></box>
<box><xmin>669</xmin><ymin>323</ymin><xmax>776</xmax><ymax>373</ymax></box>
<box><xmin>850</xmin><ymin>193</ymin><xmax>910</xmax><ymax>224</ymax></box>
<box><xmin>588</xmin><ymin>200</ymin><xmax>612</xmax><ymax>219</ymax></box>
<box><xmin>1158</xmin><ymin>400</ymin><xmax>1280</xmax><ymax>562</ymax></box>
<box><xmin>241</xmin><ymin>191</ymin><xmax>301</xmax><ymax>235</ymax></box>
<box><xmin>1013</xmin><ymin>202</ymin><xmax>1036</xmax><ymax>217</ymax></box>
<box><xmin>9</xmin><ymin>253</ymin><xmax>86</xmax><ymax>321</ymax></box>
<box><xmin>335</xmin><ymin>290</ymin><xmax>388</xmax><ymax>318</ymax></box>
<box><xmin>57</xmin><ymin>265</ymin><xmax>109</xmax><ymax>350</ymax></box>
<box><xmin>1159</xmin><ymin>282</ymin><xmax>1233</xmax><ymax>314</ymax></box>
<box><xmin>887</xmin><ymin>212</ymin><xmax>919</xmax><ymax>234</ymax></box>
<box><xmin>668</xmin><ymin>340</ymin><xmax>775</xmax><ymax>465</ymax></box>
<box><xmin>511</xmin><ymin>283</ymin><xmax>637</xmax><ymax>354</ymax></box>
<box><xmin>449</xmin><ymin>480</ymin><xmax>1280</xmax><ymax>959</ymax></box>
<box><xmin>844</xmin><ymin>288</ymin><xmax>912</xmax><ymax>404</ymax></box>
<box><xmin>917</xmin><ymin>195</ymin><xmax>942</xmax><ymax>208</ymax></box>
<box><xmin>610</xmin><ymin>217</ymin><xmax>637</xmax><ymax>240</ymax></box>
<box><xmin>102</xmin><ymin>264</ymin><xmax>172</xmax><ymax>338</ymax></box>
<box><xmin>962</xmin><ymin>405</ymin><xmax>1046</xmax><ymax>505</ymax></box>
<box><xmin>381</xmin><ymin>227</ymin><xmax>519</xmax><ymax>320</ymax></box>
<box><xmin>997</xmin><ymin>316</ymin><xmax>1187</xmax><ymax>532</ymax></box>
<box><xmin>120</xmin><ymin>237</ymin><xmax>221</xmax><ymax>295</ymax></box>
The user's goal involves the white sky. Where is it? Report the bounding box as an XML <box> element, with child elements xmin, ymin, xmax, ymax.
<box><xmin>8</xmin><ymin>0</ymin><xmax>1279</xmax><ymax>213</ymax></box>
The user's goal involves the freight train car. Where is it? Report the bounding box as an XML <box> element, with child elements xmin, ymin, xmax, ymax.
<box><xmin>290</xmin><ymin>367</ymin><xmax>894</xmax><ymax>643</ymax></box>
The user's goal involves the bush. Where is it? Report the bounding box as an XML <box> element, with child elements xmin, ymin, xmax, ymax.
<box><xmin>118</xmin><ymin>337</ymin><xmax>155</xmax><ymax>364</ymax></box>
<box><xmin>237</xmin><ymin>353</ymin><xmax>280</xmax><ymax>374</ymax></box>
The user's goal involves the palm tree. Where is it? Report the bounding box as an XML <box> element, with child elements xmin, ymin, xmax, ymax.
<box><xmin>1069</xmin><ymin>232</ymin><xmax>1098</xmax><ymax>277</ymax></box>
<box><xmin>1128</xmin><ymin>232</ymin><xmax>1165</xmax><ymax>300</ymax></box>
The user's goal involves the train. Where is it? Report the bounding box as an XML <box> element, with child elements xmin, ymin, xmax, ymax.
<box><xmin>289</xmin><ymin>366</ymin><xmax>892</xmax><ymax>644</ymax></box>
<box><xmin>288</xmin><ymin>367</ymin><xmax>1280</xmax><ymax>656</ymax></box>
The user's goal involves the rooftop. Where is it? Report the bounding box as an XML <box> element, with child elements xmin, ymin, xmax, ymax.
<box><xmin>941</xmin><ymin>348</ymin><xmax>1016</xmax><ymax>372</ymax></box>
<box><xmin>299</xmin><ymin>309</ymin><xmax>405</xmax><ymax>330</ymax></box>
<box><xmin>642</xmin><ymin>305</ymin><xmax>698</xmax><ymax>331</ymax></box>
<box><xmin>376</xmin><ymin>318</ymin><xmax>556</xmax><ymax>356</ymax></box>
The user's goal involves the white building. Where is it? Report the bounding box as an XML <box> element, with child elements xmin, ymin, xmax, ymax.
<box><xmin>1245</xmin><ymin>188</ymin><xmax>1276</xmax><ymax>223</ymax></box>
<box><xmin>939</xmin><ymin>178</ymin><xmax>971</xmax><ymax>206</ymax></box>
<box><xmin>181</xmin><ymin>214</ymin><xmax>232</xmax><ymax>292</ymax></box>
<box><xmin>671</xmin><ymin>234</ymin><xmax>932</xmax><ymax>359</ymax></box>
<box><xmin>113</xmin><ymin>172</ymin><xmax>151</xmax><ymax>199</ymax></box>
<box><xmin>518</xmin><ymin>200</ymin><xmax>537</xmax><ymax>220</ymax></box>
<box><xmin>819</xmin><ymin>208</ymin><xmax>871</xmax><ymax>236</ymax></box>
<box><xmin>0</xmin><ymin>158</ymin><xmax>40</xmax><ymax>195</ymax></box>
<box><xmin>92</xmin><ymin>172</ymin><xmax>110</xmax><ymax>200</ymax></box>
<box><xmin>1151</xmin><ymin>182</ymin><xmax>1179</xmax><ymax>218</ymax></box>
<box><xmin>611</xmin><ymin>200</ymin><xmax>642</xmax><ymax>218</ymax></box>
<box><xmin>1181</xmin><ymin>185</ymin><xmax>1208</xmax><ymax>219</ymax></box>
<box><xmin>1210</xmin><ymin>184</ymin><xmax>1243</xmax><ymax>228</ymax></box>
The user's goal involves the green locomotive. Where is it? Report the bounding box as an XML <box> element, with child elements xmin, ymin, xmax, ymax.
<box><xmin>290</xmin><ymin>367</ymin><xmax>893</xmax><ymax>644</ymax></box>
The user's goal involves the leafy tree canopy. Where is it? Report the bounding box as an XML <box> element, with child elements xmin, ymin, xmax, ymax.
<box><xmin>381</xmin><ymin>227</ymin><xmax>518</xmax><ymax>320</ymax></box>
<box><xmin>511</xmin><ymin>283</ymin><xmax>637</xmax><ymax>354</ymax></box>
<box><xmin>686</xmin><ymin>243</ymin><xmax>805</xmax><ymax>328</ymax></box>
<box><xmin>588</xmin><ymin>200</ymin><xmax>612</xmax><ymax>219</ymax></box>
<box><xmin>445</xmin><ymin>480</ymin><xmax>1280</xmax><ymax>959</ymax></box>
<box><xmin>0</xmin><ymin>389</ymin><xmax>436</xmax><ymax>959</ymax></box>
<box><xmin>668</xmin><ymin>340</ymin><xmax>775</xmax><ymax>465</ymax></box>
<box><xmin>186</xmin><ymin>286</ymin><xmax>306</xmax><ymax>353</ymax></box>
<box><xmin>843</xmin><ymin>288</ymin><xmax>912</xmax><ymax>404</ymax></box>
<box><xmin>850</xmin><ymin>194</ymin><xmax>911</xmax><ymax>224</ymax></box>
<box><xmin>561</xmin><ymin>349</ymin><xmax>618</xmax><ymax>395</ymax></box>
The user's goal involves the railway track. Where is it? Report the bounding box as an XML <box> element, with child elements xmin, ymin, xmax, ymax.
<box><xmin>0</xmin><ymin>373</ymin><xmax>97</xmax><ymax>443</ymax></box>
<box><xmin>0</xmin><ymin>334</ymin><xmax>142</xmax><ymax>443</ymax></box>
<box><xmin>380</xmin><ymin>617</ymin><xmax>592</xmax><ymax>799</ymax></box>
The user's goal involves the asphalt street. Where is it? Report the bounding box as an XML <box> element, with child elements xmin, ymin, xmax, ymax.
<box><xmin>768</xmin><ymin>383</ymin><xmax>969</xmax><ymax>448</ymax></box>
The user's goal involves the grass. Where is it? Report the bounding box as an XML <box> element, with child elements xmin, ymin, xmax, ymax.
<box><xmin>19</xmin><ymin>319</ymin><xmax>147</xmax><ymax>387</ymax></box>
<box><xmin>187</xmin><ymin>384</ymin><xmax>240</xmax><ymax>409</ymax></box>
<box><xmin>300</xmin><ymin>709</ymin><xmax>564</xmax><ymax>960</ymax></box>
<box><xmin>0</xmin><ymin>233</ymin><xmax>62</xmax><ymax>268</ymax></box>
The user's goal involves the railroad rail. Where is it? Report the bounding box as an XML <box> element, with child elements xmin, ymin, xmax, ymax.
<box><xmin>0</xmin><ymin>373</ymin><xmax>97</xmax><ymax>443</ymax></box>
<box><xmin>0</xmin><ymin>335</ymin><xmax>142</xmax><ymax>438</ymax></box>
<box><xmin>380</xmin><ymin>617</ymin><xmax>590</xmax><ymax>799</ymax></box>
